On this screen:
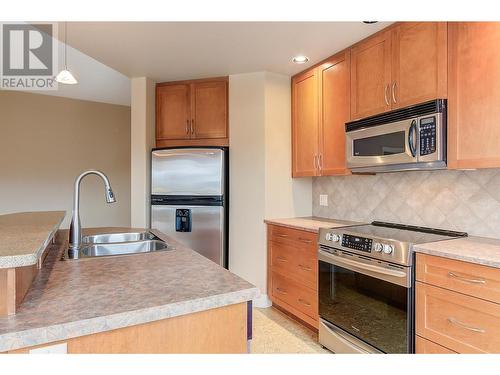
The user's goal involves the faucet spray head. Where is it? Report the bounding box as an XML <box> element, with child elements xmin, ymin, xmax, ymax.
<box><xmin>106</xmin><ymin>186</ymin><xmax>116</xmax><ymax>203</ymax></box>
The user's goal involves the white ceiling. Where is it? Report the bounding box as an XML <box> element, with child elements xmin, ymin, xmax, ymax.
<box><xmin>2</xmin><ymin>22</ymin><xmax>131</xmax><ymax>106</ymax></box>
<box><xmin>64</xmin><ymin>22</ymin><xmax>392</xmax><ymax>82</ymax></box>
<box><xmin>35</xmin><ymin>42</ymin><xmax>131</xmax><ymax>106</ymax></box>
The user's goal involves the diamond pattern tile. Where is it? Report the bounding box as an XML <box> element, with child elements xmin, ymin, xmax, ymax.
<box><xmin>312</xmin><ymin>169</ymin><xmax>500</xmax><ymax>238</ymax></box>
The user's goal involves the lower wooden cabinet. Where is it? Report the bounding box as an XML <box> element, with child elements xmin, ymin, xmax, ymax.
<box><xmin>267</xmin><ymin>224</ymin><xmax>318</xmax><ymax>329</ymax></box>
<box><xmin>6</xmin><ymin>303</ymin><xmax>248</xmax><ymax>354</ymax></box>
<box><xmin>415</xmin><ymin>253</ymin><xmax>500</xmax><ymax>353</ymax></box>
<box><xmin>415</xmin><ymin>336</ymin><xmax>457</xmax><ymax>354</ymax></box>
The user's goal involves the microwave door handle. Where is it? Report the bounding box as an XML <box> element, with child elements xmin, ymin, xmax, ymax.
<box><xmin>409</xmin><ymin>120</ymin><xmax>417</xmax><ymax>157</ymax></box>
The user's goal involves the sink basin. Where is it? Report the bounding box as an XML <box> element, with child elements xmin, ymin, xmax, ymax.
<box><xmin>79</xmin><ymin>240</ymin><xmax>172</xmax><ymax>258</ymax></box>
<box><xmin>82</xmin><ymin>232</ymin><xmax>155</xmax><ymax>244</ymax></box>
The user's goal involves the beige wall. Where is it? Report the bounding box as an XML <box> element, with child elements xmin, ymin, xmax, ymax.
<box><xmin>229</xmin><ymin>72</ymin><xmax>311</xmax><ymax>306</ymax></box>
<box><xmin>0</xmin><ymin>91</ymin><xmax>131</xmax><ymax>228</ymax></box>
<box><xmin>264</xmin><ymin>72</ymin><xmax>312</xmax><ymax>218</ymax></box>
<box><xmin>130</xmin><ymin>77</ymin><xmax>156</xmax><ymax>228</ymax></box>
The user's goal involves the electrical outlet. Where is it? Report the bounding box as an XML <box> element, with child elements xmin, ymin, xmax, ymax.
<box><xmin>319</xmin><ymin>194</ymin><xmax>328</xmax><ymax>207</ymax></box>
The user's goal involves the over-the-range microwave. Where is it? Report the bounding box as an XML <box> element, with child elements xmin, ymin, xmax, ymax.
<box><xmin>345</xmin><ymin>99</ymin><xmax>446</xmax><ymax>173</ymax></box>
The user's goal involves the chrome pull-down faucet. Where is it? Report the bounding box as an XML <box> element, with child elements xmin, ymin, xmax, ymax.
<box><xmin>68</xmin><ymin>170</ymin><xmax>116</xmax><ymax>259</ymax></box>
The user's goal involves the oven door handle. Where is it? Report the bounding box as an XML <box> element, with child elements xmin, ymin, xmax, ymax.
<box><xmin>318</xmin><ymin>250</ymin><xmax>410</xmax><ymax>288</ymax></box>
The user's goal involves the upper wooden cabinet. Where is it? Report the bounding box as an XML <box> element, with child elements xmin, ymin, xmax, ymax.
<box><xmin>448</xmin><ymin>22</ymin><xmax>500</xmax><ymax>169</ymax></box>
<box><xmin>156</xmin><ymin>84</ymin><xmax>191</xmax><ymax>140</ymax></box>
<box><xmin>191</xmin><ymin>81</ymin><xmax>228</xmax><ymax>139</ymax></box>
<box><xmin>292</xmin><ymin>50</ymin><xmax>351</xmax><ymax>177</ymax></box>
<box><xmin>156</xmin><ymin>77</ymin><xmax>228</xmax><ymax>147</ymax></box>
<box><xmin>391</xmin><ymin>22</ymin><xmax>447</xmax><ymax>109</ymax></box>
<box><xmin>292</xmin><ymin>69</ymin><xmax>320</xmax><ymax>177</ymax></box>
<box><xmin>318</xmin><ymin>51</ymin><xmax>351</xmax><ymax>176</ymax></box>
<box><xmin>351</xmin><ymin>30</ymin><xmax>392</xmax><ymax>120</ymax></box>
<box><xmin>350</xmin><ymin>22</ymin><xmax>447</xmax><ymax>120</ymax></box>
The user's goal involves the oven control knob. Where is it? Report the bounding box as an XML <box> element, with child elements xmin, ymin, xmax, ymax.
<box><xmin>383</xmin><ymin>244</ymin><xmax>394</xmax><ymax>254</ymax></box>
<box><xmin>373</xmin><ymin>243</ymin><xmax>383</xmax><ymax>252</ymax></box>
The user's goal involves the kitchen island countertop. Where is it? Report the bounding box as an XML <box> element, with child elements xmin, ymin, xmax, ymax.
<box><xmin>0</xmin><ymin>227</ymin><xmax>258</xmax><ymax>352</ymax></box>
<box><xmin>0</xmin><ymin>211</ymin><xmax>65</xmax><ymax>268</ymax></box>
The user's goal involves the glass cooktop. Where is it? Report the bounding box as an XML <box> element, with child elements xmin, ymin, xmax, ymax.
<box><xmin>339</xmin><ymin>221</ymin><xmax>467</xmax><ymax>245</ymax></box>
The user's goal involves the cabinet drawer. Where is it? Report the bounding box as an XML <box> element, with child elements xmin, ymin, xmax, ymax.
<box><xmin>268</xmin><ymin>225</ymin><xmax>317</xmax><ymax>250</ymax></box>
<box><xmin>416</xmin><ymin>253</ymin><xmax>500</xmax><ymax>303</ymax></box>
<box><xmin>271</xmin><ymin>272</ymin><xmax>318</xmax><ymax>320</ymax></box>
<box><xmin>415</xmin><ymin>336</ymin><xmax>456</xmax><ymax>354</ymax></box>
<box><xmin>270</xmin><ymin>241</ymin><xmax>317</xmax><ymax>290</ymax></box>
<box><xmin>416</xmin><ymin>282</ymin><xmax>500</xmax><ymax>353</ymax></box>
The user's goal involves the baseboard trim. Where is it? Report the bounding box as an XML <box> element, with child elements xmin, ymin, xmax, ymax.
<box><xmin>253</xmin><ymin>293</ymin><xmax>272</xmax><ymax>308</ymax></box>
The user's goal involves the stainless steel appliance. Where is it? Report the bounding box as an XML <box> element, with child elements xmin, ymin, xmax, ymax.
<box><xmin>346</xmin><ymin>99</ymin><xmax>446</xmax><ymax>173</ymax></box>
<box><xmin>150</xmin><ymin>147</ymin><xmax>228</xmax><ymax>267</ymax></box>
<box><xmin>318</xmin><ymin>222</ymin><xmax>467</xmax><ymax>353</ymax></box>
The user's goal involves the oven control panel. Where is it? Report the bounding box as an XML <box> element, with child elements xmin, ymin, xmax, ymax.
<box><xmin>342</xmin><ymin>234</ymin><xmax>372</xmax><ymax>253</ymax></box>
<box><xmin>419</xmin><ymin>116</ymin><xmax>437</xmax><ymax>156</ymax></box>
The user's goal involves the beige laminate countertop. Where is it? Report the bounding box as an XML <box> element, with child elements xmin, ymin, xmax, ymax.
<box><xmin>0</xmin><ymin>227</ymin><xmax>258</xmax><ymax>352</ymax></box>
<box><xmin>264</xmin><ymin>216</ymin><xmax>362</xmax><ymax>233</ymax></box>
<box><xmin>0</xmin><ymin>211</ymin><xmax>66</xmax><ymax>268</ymax></box>
<box><xmin>413</xmin><ymin>235</ymin><xmax>500</xmax><ymax>269</ymax></box>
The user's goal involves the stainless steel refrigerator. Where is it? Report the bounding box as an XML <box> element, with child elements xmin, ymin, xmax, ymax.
<box><xmin>150</xmin><ymin>147</ymin><xmax>228</xmax><ymax>267</ymax></box>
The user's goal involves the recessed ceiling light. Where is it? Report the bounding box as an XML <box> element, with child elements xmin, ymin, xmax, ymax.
<box><xmin>292</xmin><ymin>55</ymin><xmax>309</xmax><ymax>64</ymax></box>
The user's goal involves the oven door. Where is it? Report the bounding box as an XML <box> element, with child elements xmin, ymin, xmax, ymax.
<box><xmin>318</xmin><ymin>249</ymin><xmax>412</xmax><ymax>354</ymax></box>
<box><xmin>346</xmin><ymin>118</ymin><xmax>418</xmax><ymax>169</ymax></box>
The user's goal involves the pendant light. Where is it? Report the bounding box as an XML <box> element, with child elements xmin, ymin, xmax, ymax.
<box><xmin>55</xmin><ymin>22</ymin><xmax>78</xmax><ymax>85</ymax></box>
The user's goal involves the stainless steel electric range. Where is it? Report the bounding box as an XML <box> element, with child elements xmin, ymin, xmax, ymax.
<box><xmin>318</xmin><ymin>221</ymin><xmax>467</xmax><ymax>354</ymax></box>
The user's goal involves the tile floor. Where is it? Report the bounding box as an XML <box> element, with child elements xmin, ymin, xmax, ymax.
<box><xmin>250</xmin><ymin>307</ymin><xmax>329</xmax><ymax>354</ymax></box>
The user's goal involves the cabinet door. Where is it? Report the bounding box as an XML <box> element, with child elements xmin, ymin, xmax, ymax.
<box><xmin>191</xmin><ymin>80</ymin><xmax>228</xmax><ymax>139</ymax></box>
<box><xmin>391</xmin><ymin>22</ymin><xmax>447</xmax><ymax>109</ymax></box>
<box><xmin>156</xmin><ymin>84</ymin><xmax>191</xmax><ymax>140</ymax></box>
<box><xmin>350</xmin><ymin>30</ymin><xmax>392</xmax><ymax>120</ymax></box>
<box><xmin>292</xmin><ymin>69</ymin><xmax>320</xmax><ymax>177</ymax></box>
<box><xmin>448</xmin><ymin>22</ymin><xmax>500</xmax><ymax>169</ymax></box>
<box><xmin>318</xmin><ymin>50</ymin><xmax>351</xmax><ymax>176</ymax></box>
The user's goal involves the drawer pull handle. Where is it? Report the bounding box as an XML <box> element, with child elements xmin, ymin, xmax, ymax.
<box><xmin>298</xmin><ymin>264</ymin><xmax>312</xmax><ymax>271</ymax></box>
<box><xmin>298</xmin><ymin>238</ymin><xmax>312</xmax><ymax>244</ymax></box>
<box><xmin>448</xmin><ymin>272</ymin><xmax>486</xmax><ymax>284</ymax></box>
<box><xmin>276</xmin><ymin>287</ymin><xmax>287</xmax><ymax>295</ymax></box>
<box><xmin>276</xmin><ymin>256</ymin><xmax>287</xmax><ymax>262</ymax></box>
<box><xmin>276</xmin><ymin>234</ymin><xmax>288</xmax><ymax>238</ymax></box>
<box><xmin>298</xmin><ymin>298</ymin><xmax>311</xmax><ymax>307</ymax></box>
<box><xmin>447</xmin><ymin>317</ymin><xmax>485</xmax><ymax>333</ymax></box>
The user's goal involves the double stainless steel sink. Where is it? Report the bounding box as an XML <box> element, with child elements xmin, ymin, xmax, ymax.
<box><xmin>70</xmin><ymin>231</ymin><xmax>173</xmax><ymax>259</ymax></box>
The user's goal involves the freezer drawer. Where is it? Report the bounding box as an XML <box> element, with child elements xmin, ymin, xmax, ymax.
<box><xmin>152</xmin><ymin>148</ymin><xmax>225</xmax><ymax>196</ymax></box>
<box><xmin>151</xmin><ymin>205</ymin><xmax>224</xmax><ymax>266</ymax></box>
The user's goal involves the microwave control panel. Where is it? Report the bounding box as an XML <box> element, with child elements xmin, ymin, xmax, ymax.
<box><xmin>342</xmin><ymin>234</ymin><xmax>372</xmax><ymax>253</ymax></box>
<box><xmin>419</xmin><ymin>116</ymin><xmax>436</xmax><ymax>156</ymax></box>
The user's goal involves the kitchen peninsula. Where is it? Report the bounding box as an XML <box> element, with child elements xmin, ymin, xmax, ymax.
<box><xmin>0</xmin><ymin>211</ymin><xmax>258</xmax><ymax>353</ymax></box>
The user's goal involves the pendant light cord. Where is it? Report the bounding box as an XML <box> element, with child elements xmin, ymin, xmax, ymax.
<box><xmin>64</xmin><ymin>22</ymin><xmax>67</xmax><ymax>69</ymax></box>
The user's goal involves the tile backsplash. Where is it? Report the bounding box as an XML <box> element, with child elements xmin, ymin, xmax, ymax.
<box><xmin>312</xmin><ymin>169</ymin><xmax>500</xmax><ymax>239</ymax></box>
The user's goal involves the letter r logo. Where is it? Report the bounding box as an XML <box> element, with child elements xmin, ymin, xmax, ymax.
<box><xmin>2</xmin><ymin>24</ymin><xmax>53</xmax><ymax>76</ymax></box>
